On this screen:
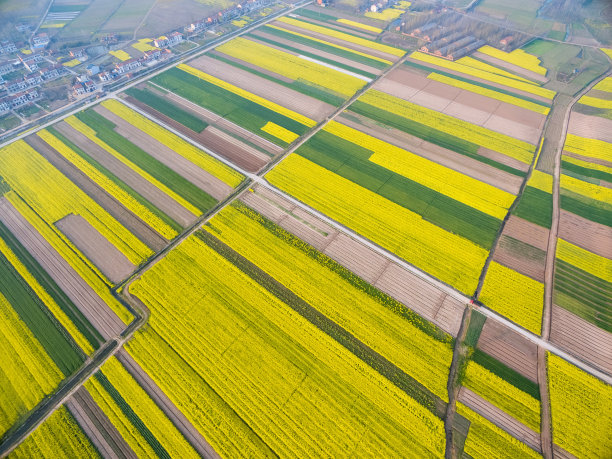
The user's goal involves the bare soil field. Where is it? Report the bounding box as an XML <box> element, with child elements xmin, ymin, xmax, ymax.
<box><xmin>272</xmin><ymin>20</ymin><xmax>400</xmax><ymax>62</ymax></box>
<box><xmin>337</xmin><ymin>113</ymin><xmax>523</xmax><ymax>194</ymax></box>
<box><xmin>0</xmin><ymin>197</ymin><xmax>125</xmax><ymax>339</ymax></box>
<box><xmin>54</xmin><ymin>122</ymin><xmax>197</xmax><ymax>230</ymax></box>
<box><xmin>210</xmin><ymin>51</ymin><xmax>295</xmax><ymax>84</ymax></box>
<box><xmin>95</xmin><ymin>105</ymin><xmax>233</xmax><ymax>201</ymax></box>
<box><xmin>478</xmin><ymin>147</ymin><xmax>531</xmax><ymax>172</ymax></box>
<box><xmin>477</xmin><ymin>319</ymin><xmax>539</xmax><ymax>382</ymax></box>
<box><xmin>503</xmin><ymin>216</ymin><xmax>550</xmax><ymax>251</ymax></box>
<box><xmin>66</xmin><ymin>387</ymin><xmax>136</xmax><ymax>459</ymax></box>
<box><xmin>550</xmin><ymin>305</ymin><xmax>612</xmax><ymax>374</ymax></box>
<box><xmin>493</xmin><ymin>246</ymin><xmax>545</xmax><ymax>282</ymax></box>
<box><xmin>563</xmin><ymin>151</ymin><xmax>612</xmax><ymax>168</ymax></box>
<box><xmin>568</xmin><ymin>112</ymin><xmax>612</xmax><ymax>143</ymax></box>
<box><xmin>56</xmin><ymin>214</ymin><xmax>135</xmax><ymax>284</ymax></box>
<box><xmin>483</xmin><ymin>115</ymin><xmax>541</xmax><ymax>145</ymax></box>
<box><xmin>241</xmin><ymin>185</ymin><xmax>465</xmax><ymax>336</ymax></box>
<box><xmin>190</xmin><ymin>55</ymin><xmax>335</xmax><ymax>121</ymax></box>
<box><xmin>404</xmin><ymin>56</ymin><xmax>553</xmax><ymax>105</ymax></box>
<box><xmin>559</xmin><ymin>210</ymin><xmax>612</xmax><ymax>258</ymax></box>
<box><xmin>458</xmin><ymin>387</ymin><xmax>541</xmax><ymax>452</ymax></box>
<box><xmin>472</xmin><ymin>51</ymin><xmax>549</xmax><ymax>84</ymax></box>
<box><xmin>116</xmin><ymin>350</ymin><xmax>219</xmax><ymax>458</ymax></box>
<box><xmin>26</xmin><ymin>134</ymin><xmax>168</xmax><ymax>251</ymax></box>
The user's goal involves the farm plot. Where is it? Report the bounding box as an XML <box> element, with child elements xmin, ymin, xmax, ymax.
<box><xmin>473</xmin><ymin>46</ymin><xmax>548</xmax><ymax>81</ymax></box>
<box><xmin>150</xmin><ymin>64</ymin><xmax>315</xmax><ymax>149</ymax></box>
<box><xmin>548</xmin><ymin>353</ymin><xmax>612</xmax><ymax>458</ymax></box>
<box><xmin>126</xmin><ymin>228</ymin><xmax>448</xmax><ymax>457</ymax></box>
<box><xmin>83</xmin><ymin>356</ymin><xmax>199</xmax><ymax>458</ymax></box>
<box><xmin>9</xmin><ymin>406</ymin><xmax>98</xmax><ymax>458</ymax></box>
<box><xmin>266</xmin><ymin>104</ymin><xmax>526</xmax><ymax>293</ymax></box>
<box><xmin>293</xmin><ymin>6</ymin><xmax>387</xmax><ymax>34</ymax></box>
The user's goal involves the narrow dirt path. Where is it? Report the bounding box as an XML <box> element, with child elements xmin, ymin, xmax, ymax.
<box><xmin>538</xmin><ymin>68</ymin><xmax>612</xmax><ymax>459</ymax></box>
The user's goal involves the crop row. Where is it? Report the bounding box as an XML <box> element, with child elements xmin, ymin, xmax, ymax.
<box><xmin>10</xmin><ymin>407</ymin><xmax>98</xmax><ymax>458</ymax></box>
<box><xmin>267</xmin><ymin>154</ymin><xmax>488</xmax><ymax>294</ymax></box>
<box><xmin>358</xmin><ymin>89</ymin><xmax>536</xmax><ymax>163</ymax></box>
<box><xmin>0</xmin><ymin>141</ymin><xmax>151</xmax><ymax>267</ymax></box>
<box><xmin>215</xmin><ymin>37</ymin><xmax>366</xmax><ymax>98</ymax></box>
<box><xmin>128</xmin><ymin>233</ymin><xmax>447</xmax><ymax>456</ymax></box>
<box><xmin>593</xmin><ymin>76</ymin><xmax>612</xmax><ymax>92</ymax></box>
<box><xmin>203</xmin><ymin>203</ymin><xmax>453</xmax><ymax>400</ymax></box>
<box><xmin>560</xmin><ymin>172</ymin><xmax>612</xmax><ymax>205</ymax></box>
<box><xmin>325</xmin><ymin>120</ymin><xmax>515</xmax><ymax>219</ymax></box>
<box><xmin>410</xmin><ymin>52</ymin><xmax>555</xmax><ymax>100</ymax></box>
<box><xmin>548</xmin><ymin>353</ymin><xmax>612</xmax><ymax>458</ymax></box>
<box><xmin>556</xmin><ymin>239</ymin><xmax>611</xmax><ymax>283</ymax></box>
<box><xmin>479</xmin><ymin>262</ymin><xmax>543</xmax><ymax>334</ymax></box>
<box><xmin>562</xmin><ymin>155</ymin><xmax>612</xmax><ymax>183</ymax></box>
<box><xmin>563</xmin><ymin>134</ymin><xmax>612</xmax><ymax>163</ymax></box>
<box><xmin>578</xmin><ymin>95</ymin><xmax>612</xmax><ymax>109</ymax></box>
<box><xmin>336</xmin><ymin>18</ymin><xmax>382</xmax><ymax>34</ymax></box>
<box><xmin>427</xmin><ymin>73</ymin><xmax>550</xmax><ymax>115</ymax></box>
<box><xmin>477</xmin><ymin>46</ymin><xmax>547</xmax><ymax>76</ymax></box>
<box><xmin>261</xmin><ymin>121</ymin><xmax>300</xmax><ymax>143</ymax></box>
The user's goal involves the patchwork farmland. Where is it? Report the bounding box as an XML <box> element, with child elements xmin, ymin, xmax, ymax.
<box><xmin>0</xmin><ymin>1</ymin><xmax>611</xmax><ymax>458</ymax></box>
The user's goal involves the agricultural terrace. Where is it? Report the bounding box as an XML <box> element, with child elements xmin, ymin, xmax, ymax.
<box><xmin>126</xmin><ymin>203</ymin><xmax>451</xmax><ymax>456</ymax></box>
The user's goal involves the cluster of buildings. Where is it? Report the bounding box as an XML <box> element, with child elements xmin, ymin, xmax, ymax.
<box><xmin>186</xmin><ymin>0</ymin><xmax>273</xmax><ymax>34</ymax></box>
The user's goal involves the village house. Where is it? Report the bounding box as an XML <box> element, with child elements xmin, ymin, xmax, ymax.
<box><xmin>72</xmin><ymin>80</ymin><xmax>97</xmax><ymax>96</ymax></box>
<box><xmin>114</xmin><ymin>59</ymin><xmax>141</xmax><ymax>74</ymax></box>
<box><xmin>0</xmin><ymin>41</ymin><xmax>17</xmax><ymax>55</ymax></box>
<box><xmin>31</xmin><ymin>33</ymin><xmax>50</xmax><ymax>50</ymax></box>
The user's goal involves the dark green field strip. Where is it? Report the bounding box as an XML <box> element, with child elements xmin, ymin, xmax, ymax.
<box><xmin>464</xmin><ymin>310</ymin><xmax>487</xmax><ymax>349</ymax></box>
<box><xmin>403</xmin><ymin>60</ymin><xmax>553</xmax><ymax>108</ymax></box>
<box><xmin>96</xmin><ymin>372</ymin><xmax>171</xmax><ymax>459</ymax></box>
<box><xmin>260</xmin><ymin>24</ymin><xmax>389</xmax><ymax>70</ymax></box>
<box><xmin>561</xmin><ymin>159</ymin><xmax>612</xmax><ymax>183</ymax></box>
<box><xmin>0</xmin><ymin>177</ymin><xmax>9</xmax><ymax>195</ymax></box>
<box><xmin>560</xmin><ymin>188</ymin><xmax>612</xmax><ymax>227</ymax></box>
<box><xmin>297</xmin><ymin>130</ymin><xmax>501</xmax><ymax>248</ymax></box>
<box><xmin>124</xmin><ymin>88</ymin><xmax>208</xmax><ymax>133</ymax></box>
<box><xmin>209</xmin><ymin>53</ymin><xmax>345</xmax><ymax>106</ymax></box>
<box><xmin>152</xmin><ymin>67</ymin><xmax>310</xmax><ymax>146</ymax></box>
<box><xmin>348</xmin><ymin>101</ymin><xmax>526</xmax><ymax>177</ymax></box>
<box><xmin>295</xmin><ymin>7</ymin><xmax>341</xmax><ymax>22</ymax></box>
<box><xmin>554</xmin><ymin>259</ymin><xmax>612</xmax><ymax>332</ymax></box>
<box><xmin>245</xmin><ymin>32</ymin><xmax>378</xmax><ymax>79</ymax></box>
<box><xmin>512</xmin><ymin>186</ymin><xmax>553</xmax><ymax>228</ymax></box>
<box><xmin>196</xmin><ymin>228</ymin><xmax>447</xmax><ymax>417</ymax></box>
<box><xmin>498</xmin><ymin>236</ymin><xmax>547</xmax><ymax>263</ymax></box>
<box><xmin>0</xmin><ymin>221</ymin><xmax>103</xmax><ymax>349</ymax></box>
<box><xmin>470</xmin><ymin>349</ymin><xmax>540</xmax><ymax>400</ymax></box>
<box><xmin>0</xmin><ymin>252</ymin><xmax>84</xmax><ymax>375</ymax></box>
<box><xmin>76</xmin><ymin>110</ymin><xmax>217</xmax><ymax>213</ymax></box>
<box><xmin>47</xmin><ymin>127</ymin><xmax>182</xmax><ymax>234</ymax></box>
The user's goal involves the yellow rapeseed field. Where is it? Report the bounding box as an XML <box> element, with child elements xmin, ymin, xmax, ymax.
<box><xmin>325</xmin><ymin>121</ymin><xmax>515</xmax><ymax>219</ymax></box>
<box><xmin>458</xmin><ymin>403</ymin><xmax>542</xmax><ymax>458</ymax></box>
<box><xmin>556</xmin><ymin>239</ymin><xmax>612</xmax><ymax>283</ymax></box>
<box><xmin>477</xmin><ymin>45</ymin><xmax>547</xmax><ymax>76</ymax></box>
<box><xmin>6</xmin><ymin>191</ymin><xmax>133</xmax><ymax>325</ymax></box>
<box><xmin>266</xmin><ymin>154</ymin><xmax>488</xmax><ymax>294</ymax></box>
<box><xmin>0</xmin><ymin>292</ymin><xmax>63</xmax><ymax>438</ymax></box>
<box><xmin>548</xmin><ymin>353</ymin><xmax>612</xmax><ymax>458</ymax></box>
<box><xmin>109</xmin><ymin>50</ymin><xmax>131</xmax><ymax>61</ymax></box>
<box><xmin>578</xmin><ymin>95</ymin><xmax>612</xmax><ymax>109</ymax></box>
<box><xmin>593</xmin><ymin>76</ymin><xmax>612</xmax><ymax>92</ymax></box>
<box><xmin>0</xmin><ymin>141</ymin><xmax>151</xmax><ymax>266</ymax></box>
<box><xmin>65</xmin><ymin>115</ymin><xmax>203</xmax><ymax>217</ymax></box>
<box><xmin>261</xmin><ymin>121</ymin><xmax>299</xmax><ymax>143</ymax></box>
<box><xmin>479</xmin><ymin>262</ymin><xmax>543</xmax><ymax>334</ymax></box>
<box><xmin>10</xmin><ymin>407</ymin><xmax>99</xmax><ymax>458</ymax></box>
<box><xmin>178</xmin><ymin>63</ymin><xmax>317</xmax><ymax>126</ymax></box>
<box><xmin>37</xmin><ymin>129</ymin><xmax>178</xmax><ymax>240</ymax></box>
<box><xmin>277</xmin><ymin>17</ymin><xmax>405</xmax><ymax>57</ymax></box>
<box><xmin>427</xmin><ymin>73</ymin><xmax>550</xmax><ymax>115</ymax></box>
<box><xmin>528</xmin><ymin>170</ymin><xmax>553</xmax><ymax>194</ymax></box>
<box><xmin>364</xmin><ymin>7</ymin><xmax>404</xmax><ymax>21</ymax></box>
<box><xmin>266</xmin><ymin>24</ymin><xmax>392</xmax><ymax>65</ymax></box>
<box><xmin>0</xmin><ymin>236</ymin><xmax>94</xmax><ymax>355</ymax></box>
<box><xmin>214</xmin><ymin>38</ymin><xmax>365</xmax><ymax>97</ymax></box>
<box><xmin>102</xmin><ymin>99</ymin><xmax>244</xmax><ymax>188</ymax></box>
<box><xmin>563</xmin><ymin>154</ymin><xmax>612</xmax><ymax>175</ymax></box>
<box><xmin>456</xmin><ymin>56</ymin><xmax>533</xmax><ymax>83</ymax></box>
<box><xmin>463</xmin><ymin>361</ymin><xmax>540</xmax><ymax>431</ymax></box>
<box><xmin>564</xmin><ymin>134</ymin><xmax>612</xmax><ymax>163</ymax></box>
<box><xmin>128</xmin><ymin>234</ymin><xmax>447</xmax><ymax>456</ymax></box>
<box><xmin>560</xmin><ymin>173</ymin><xmax>612</xmax><ymax>205</ymax></box>
<box><xmin>410</xmin><ymin>52</ymin><xmax>555</xmax><ymax>100</ymax></box>
<box><xmin>336</xmin><ymin>19</ymin><xmax>382</xmax><ymax>34</ymax></box>
<box><xmin>204</xmin><ymin>204</ymin><xmax>454</xmax><ymax>400</ymax></box>
<box><xmin>360</xmin><ymin>89</ymin><xmax>536</xmax><ymax>163</ymax></box>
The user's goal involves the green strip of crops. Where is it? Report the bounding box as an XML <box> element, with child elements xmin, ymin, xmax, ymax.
<box><xmin>0</xmin><ymin>221</ymin><xmax>103</xmax><ymax>349</ymax></box>
<box><xmin>47</xmin><ymin>127</ymin><xmax>182</xmax><ymax>234</ymax></box>
<box><xmin>560</xmin><ymin>188</ymin><xmax>612</xmax><ymax>227</ymax></box>
<box><xmin>76</xmin><ymin>110</ymin><xmax>217</xmax><ymax>213</ymax></box>
<box><xmin>296</xmin><ymin>130</ymin><xmax>501</xmax><ymax>248</ymax></box>
<box><xmin>349</xmin><ymin>101</ymin><xmax>526</xmax><ymax>177</ymax></box>
<box><xmin>96</xmin><ymin>372</ymin><xmax>171</xmax><ymax>458</ymax></box>
<box><xmin>124</xmin><ymin>88</ymin><xmax>208</xmax><ymax>133</ymax></box>
<box><xmin>512</xmin><ymin>186</ymin><xmax>553</xmax><ymax>228</ymax></box>
<box><xmin>152</xmin><ymin>67</ymin><xmax>309</xmax><ymax>146</ymax></box>
<box><xmin>561</xmin><ymin>160</ymin><xmax>612</xmax><ymax>183</ymax></box>
<box><xmin>0</xmin><ymin>251</ymin><xmax>84</xmax><ymax>374</ymax></box>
